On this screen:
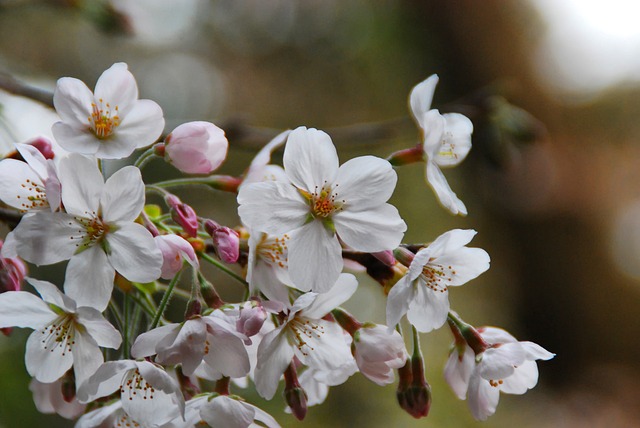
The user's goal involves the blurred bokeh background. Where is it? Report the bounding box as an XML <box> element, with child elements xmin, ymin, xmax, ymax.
<box><xmin>2</xmin><ymin>0</ymin><xmax>640</xmax><ymax>426</ymax></box>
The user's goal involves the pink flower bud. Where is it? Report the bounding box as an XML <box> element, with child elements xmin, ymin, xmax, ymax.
<box><xmin>284</xmin><ymin>364</ymin><xmax>307</xmax><ymax>421</ymax></box>
<box><xmin>237</xmin><ymin>301</ymin><xmax>267</xmax><ymax>338</ymax></box>
<box><xmin>165</xmin><ymin>121</ymin><xmax>228</xmax><ymax>174</ymax></box>
<box><xmin>25</xmin><ymin>136</ymin><xmax>55</xmax><ymax>160</ymax></box>
<box><xmin>204</xmin><ymin>219</ymin><xmax>240</xmax><ymax>263</ymax></box>
<box><xmin>372</xmin><ymin>250</ymin><xmax>396</xmax><ymax>266</ymax></box>
<box><xmin>0</xmin><ymin>240</ymin><xmax>27</xmax><ymax>294</ymax></box>
<box><xmin>154</xmin><ymin>234</ymin><xmax>198</xmax><ymax>279</ymax></box>
<box><xmin>166</xmin><ymin>195</ymin><xmax>199</xmax><ymax>238</ymax></box>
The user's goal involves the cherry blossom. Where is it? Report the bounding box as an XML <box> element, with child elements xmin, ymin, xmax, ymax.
<box><xmin>246</xmin><ymin>230</ymin><xmax>294</xmax><ymax>302</ymax></box>
<box><xmin>29</xmin><ymin>378</ymin><xmax>86</xmax><ymax>420</ymax></box>
<box><xmin>163</xmin><ymin>121</ymin><xmax>228</xmax><ymax>174</ymax></box>
<box><xmin>154</xmin><ymin>234</ymin><xmax>199</xmax><ymax>279</ymax></box>
<box><xmin>77</xmin><ymin>360</ymin><xmax>185</xmax><ymax>426</ymax></box>
<box><xmin>409</xmin><ymin>75</ymin><xmax>473</xmax><ymax>215</ymax></box>
<box><xmin>254</xmin><ymin>274</ymin><xmax>358</xmax><ymax>399</ymax></box>
<box><xmin>238</xmin><ymin>126</ymin><xmax>406</xmax><ymax>292</ymax></box>
<box><xmin>0</xmin><ymin>278</ymin><xmax>121</xmax><ymax>387</ymax></box>
<box><xmin>353</xmin><ymin>323</ymin><xmax>407</xmax><ymax>385</ymax></box>
<box><xmin>386</xmin><ymin>229</ymin><xmax>490</xmax><ymax>333</ymax></box>
<box><xmin>52</xmin><ymin>62</ymin><xmax>165</xmax><ymax>159</ymax></box>
<box><xmin>8</xmin><ymin>153</ymin><xmax>162</xmax><ymax>310</ymax></box>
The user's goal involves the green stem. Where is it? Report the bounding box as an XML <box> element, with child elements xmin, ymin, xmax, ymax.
<box><xmin>200</xmin><ymin>252</ymin><xmax>248</xmax><ymax>287</ymax></box>
<box><xmin>122</xmin><ymin>293</ymin><xmax>130</xmax><ymax>359</ymax></box>
<box><xmin>152</xmin><ymin>175</ymin><xmax>241</xmax><ymax>193</ymax></box>
<box><xmin>411</xmin><ymin>325</ymin><xmax>421</xmax><ymax>359</ymax></box>
<box><xmin>134</xmin><ymin>146</ymin><xmax>160</xmax><ymax>169</ymax></box>
<box><xmin>108</xmin><ymin>300</ymin><xmax>124</xmax><ymax>333</ymax></box>
<box><xmin>156</xmin><ymin>283</ymin><xmax>192</xmax><ymax>300</ymax></box>
<box><xmin>128</xmin><ymin>293</ymin><xmax>157</xmax><ymax>319</ymax></box>
<box><xmin>151</xmin><ymin>270</ymin><xmax>183</xmax><ymax>329</ymax></box>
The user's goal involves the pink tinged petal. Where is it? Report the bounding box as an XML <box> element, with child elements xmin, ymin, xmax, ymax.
<box><xmin>59</xmin><ymin>154</ymin><xmax>103</xmax><ymax>216</ymax></box>
<box><xmin>409</xmin><ymin>74</ymin><xmax>439</xmax><ymax>129</ymax></box>
<box><xmin>434</xmin><ymin>113</ymin><xmax>473</xmax><ymax>168</ymax></box>
<box><xmin>165</xmin><ymin>121</ymin><xmax>228</xmax><ymax>174</ymax></box>
<box><xmin>27</xmin><ymin>277</ymin><xmax>76</xmax><ymax>312</ymax></box>
<box><xmin>237</xmin><ymin>181</ymin><xmax>309</xmax><ymax>235</ymax></box>
<box><xmin>444</xmin><ymin>345</ymin><xmax>475</xmax><ymax>399</ymax></box>
<box><xmin>478</xmin><ymin>326</ymin><xmax>517</xmax><ymax>344</ymax></box>
<box><xmin>333</xmin><ymin>203</ymin><xmax>406</xmax><ymax>253</ymax></box>
<box><xmin>77</xmin><ymin>360</ymin><xmax>138</xmax><ymax>402</ymax></box>
<box><xmin>75</xmin><ymin>402</ymin><xmax>122</xmax><ymax>428</ymax></box>
<box><xmin>72</xmin><ymin>331</ymin><xmax>104</xmax><ymax>387</ymax></box>
<box><xmin>312</xmin><ymin>359</ymin><xmax>358</xmax><ymax>386</ymax></box>
<box><xmin>113</xmin><ymin>99</ymin><xmax>165</xmax><ymax>150</ymax></box>
<box><xmin>155</xmin><ymin>235</ymin><xmax>198</xmax><ymax>280</ymax></box>
<box><xmin>51</xmin><ymin>122</ymin><xmax>100</xmax><ymax>156</ymax></box>
<box><xmin>93</xmin><ymin>63</ymin><xmax>138</xmax><ymax>113</ymax></box>
<box><xmin>422</xmin><ymin>109</ymin><xmax>446</xmax><ymax>155</ymax></box>
<box><xmin>25</xmin><ymin>323</ymin><xmax>74</xmax><ymax>383</ymax></box>
<box><xmin>479</xmin><ymin>342</ymin><xmax>527</xmax><ymax>380</ymax></box>
<box><xmin>131</xmin><ymin>323</ymin><xmax>180</xmax><ymax>358</ymax></box>
<box><xmin>283</xmin><ymin>126</ymin><xmax>339</xmax><ymax>191</ymax></box>
<box><xmin>53</xmin><ymin>77</ymin><xmax>94</xmax><ymax>127</ymax></box>
<box><xmin>406</xmin><ymin>281</ymin><xmax>450</xmax><ymax>333</ymax></box>
<box><xmin>156</xmin><ymin>319</ymin><xmax>207</xmax><ymax>376</ymax></box>
<box><xmin>0</xmin><ymin>291</ymin><xmax>55</xmax><ymax>329</ymax></box>
<box><xmin>135</xmin><ymin>361</ymin><xmax>185</xmax><ymax>419</ymax></box>
<box><xmin>200</xmin><ymin>396</ymin><xmax>255</xmax><ymax>428</ymax></box>
<box><xmin>45</xmin><ymin>161</ymin><xmax>62</xmax><ymax>211</ymax></box>
<box><xmin>521</xmin><ymin>341</ymin><xmax>555</xmax><ymax>361</ymax></box>
<box><xmin>107</xmin><ymin>222</ymin><xmax>162</xmax><ymax>283</ymax></box>
<box><xmin>468</xmin><ymin>373</ymin><xmax>500</xmax><ymax>421</ymax></box>
<box><xmin>432</xmin><ymin>247</ymin><xmax>490</xmax><ymax>287</ymax></box>
<box><xmin>76</xmin><ymin>307</ymin><xmax>122</xmax><ymax>349</ymax></box>
<box><xmin>500</xmin><ymin>360</ymin><xmax>539</xmax><ymax>395</ymax></box>
<box><xmin>302</xmin><ymin>273</ymin><xmax>358</xmax><ymax>319</ymax></box>
<box><xmin>100</xmin><ymin>166</ymin><xmax>145</xmax><ymax>223</ymax></box>
<box><xmin>11</xmin><ymin>211</ymin><xmax>79</xmax><ymax>265</ymax></box>
<box><xmin>0</xmin><ymin>159</ymin><xmax>47</xmax><ymax>210</ymax></box>
<box><xmin>334</xmin><ymin>156</ymin><xmax>398</xmax><ymax>210</ymax></box>
<box><xmin>255</xmin><ymin>327</ymin><xmax>294</xmax><ymax>399</ymax></box>
<box><xmin>287</xmin><ymin>220</ymin><xmax>343</xmax><ymax>293</ymax></box>
<box><xmin>29</xmin><ymin>378</ymin><xmax>86</xmax><ymax>419</ymax></box>
<box><xmin>15</xmin><ymin>142</ymin><xmax>49</xmax><ymax>178</ymax></box>
<box><xmin>64</xmin><ymin>246</ymin><xmax>115</xmax><ymax>312</ymax></box>
<box><xmin>297</xmin><ymin>369</ymin><xmax>330</xmax><ymax>407</ymax></box>
<box><xmin>385</xmin><ymin>276</ymin><xmax>415</xmax><ymax>331</ymax></box>
<box><xmin>425</xmin><ymin>161</ymin><xmax>467</xmax><ymax>216</ymax></box>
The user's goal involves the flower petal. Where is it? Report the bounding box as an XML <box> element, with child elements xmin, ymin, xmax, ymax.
<box><xmin>425</xmin><ymin>161</ymin><xmax>467</xmax><ymax>216</ymax></box>
<box><xmin>254</xmin><ymin>327</ymin><xmax>294</xmax><ymax>400</ymax></box>
<box><xmin>110</xmin><ymin>99</ymin><xmax>165</xmax><ymax>151</ymax></box>
<box><xmin>11</xmin><ymin>211</ymin><xmax>79</xmax><ymax>265</ymax></box>
<box><xmin>51</xmin><ymin>122</ymin><xmax>100</xmax><ymax>156</ymax></box>
<box><xmin>283</xmin><ymin>126</ymin><xmax>339</xmax><ymax>191</ymax></box>
<box><xmin>107</xmin><ymin>222</ymin><xmax>162</xmax><ymax>283</ymax></box>
<box><xmin>76</xmin><ymin>306</ymin><xmax>122</xmax><ymax>349</ymax></box>
<box><xmin>500</xmin><ymin>360</ymin><xmax>539</xmax><ymax>395</ymax></box>
<box><xmin>478</xmin><ymin>342</ymin><xmax>526</xmax><ymax>380</ymax></box>
<box><xmin>334</xmin><ymin>156</ymin><xmax>397</xmax><ymax>210</ymax></box>
<box><xmin>444</xmin><ymin>345</ymin><xmax>476</xmax><ymax>399</ymax></box>
<box><xmin>409</xmin><ymin>75</ymin><xmax>439</xmax><ymax>129</ymax></box>
<box><xmin>53</xmin><ymin>77</ymin><xmax>94</xmax><ymax>127</ymax></box>
<box><xmin>0</xmin><ymin>159</ymin><xmax>47</xmax><ymax>211</ymax></box>
<box><xmin>200</xmin><ymin>396</ymin><xmax>255</xmax><ymax>428</ymax></box>
<box><xmin>93</xmin><ymin>63</ymin><xmax>138</xmax><ymax>114</ymax></box>
<box><xmin>467</xmin><ymin>373</ymin><xmax>500</xmax><ymax>421</ymax></box>
<box><xmin>72</xmin><ymin>331</ymin><xmax>104</xmax><ymax>387</ymax></box>
<box><xmin>434</xmin><ymin>113</ymin><xmax>473</xmax><ymax>167</ymax></box>
<box><xmin>237</xmin><ymin>181</ymin><xmax>309</xmax><ymax>235</ymax></box>
<box><xmin>131</xmin><ymin>323</ymin><xmax>180</xmax><ymax>358</ymax></box>
<box><xmin>385</xmin><ymin>276</ymin><xmax>415</xmax><ymax>331</ymax></box>
<box><xmin>59</xmin><ymin>154</ymin><xmax>103</xmax><ymax>217</ymax></box>
<box><xmin>25</xmin><ymin>325</ymin><xmax>74</xmax><ymax>383</ymax></box>
<box><xmin>77</xmin><ymin>360</ymin><xmax>137</xmax><ymax>402</ymax></box>
<box><xmin>0</xmin><ymin>291</ymin><xmax>55</xmax><ymax>329</ymax></box>
<box><xmin>202</xmin><ymin>324</ymin><xmax>251</xmax><ymax>378</ymax></box>
<box><xmin>287</xmin><ymin>220</ymin><xmax>342</xmax><ymax>293</ymax></box>
<box><xmin>432</xmin><ymin>247</ymin><xmax>490</xmax><ymax>286</ymax></box>
<box><xmin>100</xmin><ymin>166</ymin><xmax>145</xmax><ymax>223</ymax></box>
<box><xmin>406</xmin><ymin>282</ymin><xmax>450</xmax><ymax>333</ymax></box>
<box><xmin>295</xmin><ymin>319</ymin><xmax>353</xmax><ymax>372</ymax></box>
<box><xmin>422</xmin><ymin>109</ymin><xmax>446</xmax><ymax>155</ymax></box>
<box><xmin>333</xmin><ymin>203</ymin><xmax>406</xmax><ymax>252</ymax></box>
<box><xmin>302</xmin><ymin>273</ymin><xmax>358</xmax><ymax>319</ymax></box>
<box><xmin>27</xmin><ymin>277</ymin><xmax>76</xmax><ymax>312</ymax></box>
<box><xmin>64</xmin><ymin>246</ymin><xmax>115</xmax><ymax>312</ymax></box>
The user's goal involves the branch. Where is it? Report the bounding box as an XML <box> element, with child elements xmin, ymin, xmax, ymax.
<box><xmin>0</xmin><ymin>72</ymin><xmax>54</xmax><ymax>108</ymax></box>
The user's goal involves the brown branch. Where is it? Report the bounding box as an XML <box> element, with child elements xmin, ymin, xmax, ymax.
<box><xmin>0</xmin><ymin>72</ymin><xmax>54</xmax><ymax>108</ymax></box>
<box><xmin>0</xmin><ymin>207</ymin><xmax>23</xmax><ymax>230</ymax></box>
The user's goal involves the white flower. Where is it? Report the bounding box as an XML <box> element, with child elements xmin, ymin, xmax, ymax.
<box><xmin>444</xmin><ymin>327</ymin><xmax>555</xmax><ymax>421</ymax></box>
<box><xmin>238</xmin><ymin>126</ymin><xmax>406</xmax><ymax>292</ymax></box>
<box><xmin>74</xmin><ymin>400</ymin><xmax>153</xmax><ymax>428</ymax></box>
<box><xmin>131</xmin><ymin>313</ymin><xmax>250</xmax><ymax>379</ymax></box>
<box><xmin>77</xmin><ymin>360</ymin><xmax>185</xmax><ymax>426</ymax></box>
<box><xmin>254</xmin><ymin>274</ymin><xmax>358</xmax><ymax>399</ymax></box>
<box><xmin>52</xmin><ymin>62</ymin><xmax>164</xmax><ymax>159</ymax></box>
<box><xmin>353</xmin><ymin>324</ymin><xmax>407</xmax><ymax>386</ymax></box>
<box><xmin>166</xmin><ymin>395</ymin><xmax>281</xmax><ymax>428</ymax></box>
<box><xmin>9</xmin><ymin>153</ymin><xmax>162</xmax><ymax>311</ymax></box>
<box><xmin>154</xmin><ymin>234</ymin><xmax>199</xmax><ymax>279</ymax></box>
<box><xmin>0</xmin><ymin>142</ymin><xmax>61</xmax><ymax>212</ymax></box>
<box><xmin>386</xmin><ymin>229</ymin><xmax>490</xmax><ymax>333</ymax></box>
<box><xmin>0</xmin><ymin>278</ymin><xmax>121</xmax><ymax>387</ymax></box>
<box><xmin>410</xmin><ymin>75</ymin><xmax>473</xmax><ymax>215</ymax></box>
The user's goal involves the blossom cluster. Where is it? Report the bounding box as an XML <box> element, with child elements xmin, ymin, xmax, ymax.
<box><xmin>0</xmin><ymin>63</ymin><xmax>553</xmax><ymax>427</ymax></box>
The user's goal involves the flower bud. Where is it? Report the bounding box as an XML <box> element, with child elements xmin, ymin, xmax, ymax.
<box><xmin>353</xmin><ymin>323</ymin><xmax>407</xmax><ymax>386</ymax></box>
<box><xmin>396</xmin><ymin>357</ymin><xmax>432</xmax><ymax>419</ymax></box>
<box><xmin>284</xmin><ymin>364</ymin><xmax>307</xmax><ymax>421</ymax></box>
<box><xmin>204</xmin><ymin>219</ymin><xmax>240</xmax><ymax>263</ymax></box>
<box><xmin>166</xmin><ymin>195</ymin><xmax>199</xmax><ymax>238</ymax></box>
<box><xmin>164</xmin><ymin>121</ymin><xmax>228</xmax><ymax>175</ymax></box>
<box><xmin>25</xmin><ymin>136</ymin><xmax>55</xmax><ymax>160</ymax></box>
<box><xmin>237</xmin><ymin>301</ymin><xmax>267</xmax><ymax>338</ymax></box>
<box><xmin>154</xmin><ymin>234</ymin><xmax>199</xmax><ymax>279</ymax></box>
<box><xmin>0</xmin><ymin>240</ymin><xmax>27</xmax><ymax>294</ymax></box>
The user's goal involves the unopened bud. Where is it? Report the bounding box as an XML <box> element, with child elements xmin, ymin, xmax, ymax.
<box><xmin>25</xmin><ymin>136</ymin><xmax>55</xmax><ymax>160</ymax></box>
<box><xmin>166</xmin><ymin>195</ymin><xmax>199</xmax><ymax>238</ymax></box>
<box><xmin>237</xmin><ymin>301</ymin><xmax>267</xmax><ymax>338</ymax></box>
<box><xmin>284</xmin><ymin>363</ymin><xmax>307</xmax><ymax>421</ymax></box>
<box><xmin>386</xmin><ymin>145</ymin><xmax>424</xmax><ymax>167</ymax></box>
<box><xmin>61</xmin><ymin>373</ymin><xmax>76</xmax><ymax>403</ymax></box>
<box><xmin>204</xmin><ymin>219</ymin><xmax>240</xmax><ymax>263</ymax></box>
<box><xmin>396</xmin><ymin>357</ymin><xmax>431</xmax><ymax>419</ymax></box>
<box><xmin>164</xmin><ymin>121</ymin><xmax>228</xmax><ymax>175</ymax></box>
<box><xmin>0</xmin><ymin>240</ymin><xmax>27</xmax><ymax>294</ymax></box>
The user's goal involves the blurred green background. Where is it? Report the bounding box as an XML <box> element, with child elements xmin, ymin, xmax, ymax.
<box><xmin>2</xmin><ymin>0</ymin><xmax>640</xmax><ymax>427</ymax></box>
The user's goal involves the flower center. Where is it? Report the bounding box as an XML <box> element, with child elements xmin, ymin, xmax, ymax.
<box><xmin>70</xmin><ymin>212</ymin><xmax>110</xmax><ymax>252</ymax></box>
<box><xmin>40</xmin><ymin>315</ymin><xmax>75</xmax><ymax>356</ymax></box>
<box><xmin>16</xmin><ymin>178</ymin><xmax>48</xmax><ymax>210</ymax></box>
<box><xmin>258</xmin><ymin>233</ymin><xmax>290</xmax><ymax>269</ymax></box>
<box><xmin>310</xmin><ymin>184</ymin><xmax>344</xmax><ymax>218</ymax></box>
<box><xmin>121</xmin><ymin>369</ymin><xmax>156</xmax><ymax>401</ymax></box>
<box><xmin>88</xmin><ymin>98</ymin><xmax>120</xmax><ymax>139</ymax></box>
<box><xmin>289</xmin><ymin>316</ymin><xmax>324</xmax><ymax>357</ymax></box>
<box><xmin>421</xmin><ymin>260</ymin><xmax>456</xmax><ymax>293</ymax></box>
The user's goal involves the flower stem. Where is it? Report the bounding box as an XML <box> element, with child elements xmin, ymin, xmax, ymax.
<box><xmin>122</xmin><ymin>293</ymin><xmax>130</xmax><ymax>359</ymax></box>
<box><xmin>152</xmin><ymin>175</ymin><xmax>242</xmax><ymax>193</ymax></box>
<box><xmin>199</xmin><ymin>252</ymin><xmax>248</xmax><ymax>287</ymax></box>
<box><xmin>134</xmin><ymin>146</ymin><xmax>160</xmax><ymax>169</ymax></box>
<box><xmin>151</xmin><ymin>270</ymin><xmax>183</xmax><ymax>329</ymax></box>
